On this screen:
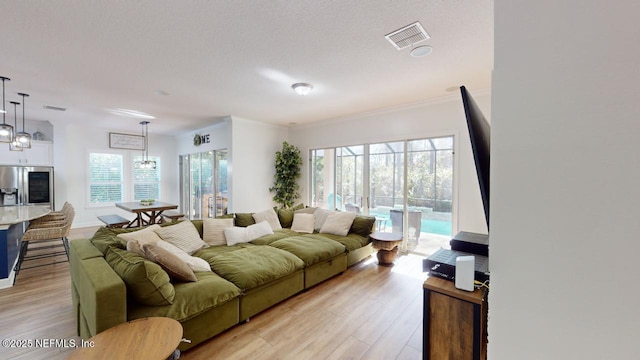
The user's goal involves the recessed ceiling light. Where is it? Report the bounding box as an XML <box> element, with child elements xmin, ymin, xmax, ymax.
<box><xmin>292</xmin><ymin>83</ymin><xmax>313</xmax><ymax>96</ymax></box>
<box><xmin>410</xmin><ymin>45</ymin><xmax>433</xmax><ymax>57</ymax></box>
<box><xmin>107</xmin><ymin>108</ymin><xmax>155</xmax><ymax>119</ymax></box>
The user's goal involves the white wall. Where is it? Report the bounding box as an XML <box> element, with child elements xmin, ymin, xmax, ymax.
<box><xmin>57</xmin><ymin>124</ymin><xmax>178</xmax><ymax>227</ymax></box>
<box><xmin>230</xmin><ymin>116</ymin><xmax>289</xmax><ymax>212</ymax></box>
<box><xmin>289</xmin><ymin>93</ymin><xmax>491</xmax><ymax>235</ymax></box>
<box><xmin>175</xmin><ymin>117</ymin><xmax>232</xmax><ymax>156</ymax></box>
<box><xmin>490</xmin><ymin>2</ymin><xmax>640</xmax><ymax>359</ymax></box>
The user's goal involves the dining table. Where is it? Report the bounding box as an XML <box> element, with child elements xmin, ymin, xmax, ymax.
<box><xmin>115</xmin><ymin>201</ymin><xmax>178</xmax><ymax>228</ymax></box>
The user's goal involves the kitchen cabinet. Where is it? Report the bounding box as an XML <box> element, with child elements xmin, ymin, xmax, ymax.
<box><xmin>0</xmin><ymin>141</ymin><xmax>52</xmax><ymax>166</ymax></box>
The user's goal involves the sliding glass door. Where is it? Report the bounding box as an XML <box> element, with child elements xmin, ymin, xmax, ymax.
<box><xmin>310</xmin><ymin>136</ymin><xmax>454</xmax><ymax>255</ymax></box>
<box><xmin>179</xmin><ymin>149</ymin><xmax>228</xmax><ymax>220</ymax></box>
<box><xmin>369</xmin><ymin>141</ymin><xmax>405</xmax><ymax>232</ymax></box>
<box><xmin>336</xmin><ymin>145</ymin><xmax>364</xmax><ymax>213</ymax></box>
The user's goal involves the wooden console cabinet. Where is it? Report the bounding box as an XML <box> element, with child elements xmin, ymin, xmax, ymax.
<box><xmin>423</xmin><ymin>276</ymin><xmax>488</xmax><ymax>360</ymax></box>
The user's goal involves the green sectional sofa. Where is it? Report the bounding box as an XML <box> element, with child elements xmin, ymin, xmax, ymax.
<box><xmin>69</xmin><ymin>211</ymin><xmax>375</xmax><ymax>351</ymax></box>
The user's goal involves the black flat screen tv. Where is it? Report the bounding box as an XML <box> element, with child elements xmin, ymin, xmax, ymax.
<box><xmin>460</xmin><ymin>86</ymin><xmax>490</xmax><ymax>230</ymax></box>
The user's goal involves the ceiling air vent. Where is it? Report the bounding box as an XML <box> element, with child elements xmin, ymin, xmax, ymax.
<box><xmin>385</xmin><ymin>21</ymin><xmax>430</xmax><ymax>50</ymax></box>
<box><xmin>43</xmin><ymin>105</ymin><xmax>67</xmax><ymax>111</ymax></box>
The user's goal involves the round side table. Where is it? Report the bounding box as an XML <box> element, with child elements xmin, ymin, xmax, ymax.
<box><xmin>68</xmin><ymin>317</ymin><xmax>183</xmax><ymax>360</ymax></box>
<box><xmin>370</xmin><ymin>232</ymin><xmax>403</xmax><ymax>266</ymax></box>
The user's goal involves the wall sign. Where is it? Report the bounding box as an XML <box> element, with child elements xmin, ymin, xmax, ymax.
<box><xmin>193</xmin><ymin>133</ymin><xmax>210</xmax><ymax>146</ymax></box>
<box><xmin>109</xmin><ymin>133</ymin><xmax>145</xmax><ymax>150</ymax></box>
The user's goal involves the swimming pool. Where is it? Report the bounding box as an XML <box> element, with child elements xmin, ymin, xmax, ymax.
<box><xmin>370</xmin><ymin>209</ymin><xmax>452</xmax><ymax>236</ymax></box>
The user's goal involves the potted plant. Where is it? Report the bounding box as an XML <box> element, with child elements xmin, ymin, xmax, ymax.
<box><xmin>269</xmin><ymin>141</ymin><xmax>302</xmax><ymax>209</ymax></box>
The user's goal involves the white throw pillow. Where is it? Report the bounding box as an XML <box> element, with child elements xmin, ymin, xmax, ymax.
<box><xmin>291</xmin><ymin>213</ymin><xmax>315</xmax><ymax>234</ymax></box>
<box><xmin>252</xmin><ymin>208</ymin><xmax>282</xmax><ymax>231</ymax></box>
<box><xmin>224</xmin><ymin>227</ymin><xmax>249</xmax><ymax>246</ymax></box>
<box><xmin>247</xmin><ymin>220</ymin><xmax>274</xmax><ymax>240</ymax></box>
<box><xmin>154</xmin><ymin>240</ymin><xmax>212</xmax><ymax>272</ymax></box>
<box><xmin>313</xmin><ymin>208</ymin><xmax>334</xmax><ymax>232</ymax></box>
<box><xmin>224</xmin><ymin>221</ymin><xmax>274</xmax><ymax>246</ymax></box>
<box><xmin>118</xmin><ymin>224</ymin><xmax>163</xmax><ymax>256</ymax></box>
<box><xmin>154</xmin><ymin>220</ymin><xmax>208</xmax><ymax>255</ymax></box>
<box><xmin>320</xmin><ymin>211</ymin><xmax>356</xmax><ymax>236</ymax></box>
<box><xmin>202</xmin><ymin>218</ymin><xmax>234</xmax><ymax>246</ymax></box>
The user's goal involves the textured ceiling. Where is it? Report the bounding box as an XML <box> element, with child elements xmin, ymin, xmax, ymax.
<box><xmin>0</xmin><ymin>1</ymin><xmax>493</xmax><ymax>135</ymax></box>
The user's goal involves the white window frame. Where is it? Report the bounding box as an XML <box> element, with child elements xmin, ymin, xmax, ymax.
<box><xmin>87</xmin><ymin>149</ymin><xmax>162</xmax><ymax>208</ymax></box>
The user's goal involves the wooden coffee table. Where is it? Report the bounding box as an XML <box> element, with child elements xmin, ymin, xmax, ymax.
<box><xmin>370</xmin><ymin>232</ymin><xmax>403</xmax><ymax>266</ymax></box>
<box><xmin>68</xmin><ymin>317</ymin><xmax>183</xmax><ymax>360</ymax></box>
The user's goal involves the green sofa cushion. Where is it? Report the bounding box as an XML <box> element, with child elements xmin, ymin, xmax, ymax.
<box><xmin>250</xmin><ymin>229</ymin><xmax>301</xmax><ymax>246</ymax></box>
<box><xmin>127</xmin><ymin>271</ymin><xmax>241</xmax><ymax>322</ymax></box>
<box><xmin>349</xmin><ymin>215</ymin><xmax>376</xmax><ymax>238</ymax></box>
<box><xmin>208</xmin><ymin>246</ymin><xmax>304</xmax><ymax>290</ymax></box>
<box><xmin>314</xmin><ymin>233</ymin><xmax>370</xmax><ymax>251</ymax></box>
<box><xmin>105</xmin><ymin>247</ymin><xmax>175</xmax><ymax>306</ymax></box>
<box><xmin>190</xmin><ymin>220</ymin><xmax>204</xmax><ymax>238</ymax></box>
<box><xmin>276</xmin><ymin>204</ymin><xmax>304</xmax><ymax>228</ymax></box>
<box><xmin>234</xmin><ymin>213</ymin><xmax>256</xmax><ymax>227</ymax></box>
<box><xmin>270</xmin><ymin>235</ymin><xmax>347</xmax><ymax>266</ymax></box>
<box><xmin>90</xmin><ymin>227</ymin><xmax>126</xmax><ymax>254</ymax></box>
<box><xmin>193</xmin><ymin>243</ymin><xmax>255</xmax><ymax>260</ymax></box>
<box><xmin>71</xmin><ymin>238</ymin><xmax>105</xmax><ymax>260</ymax></box>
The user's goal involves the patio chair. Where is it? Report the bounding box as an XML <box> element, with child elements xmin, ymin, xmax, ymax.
<box><xmin>345</xmin><ymin>204</ymin><xmax>361</xmax><ymax>214</ymax></box>
<box><xmin>389</xmin><ymin>209</ymin><xmax>422</xmax><ymax>240</ymax></box>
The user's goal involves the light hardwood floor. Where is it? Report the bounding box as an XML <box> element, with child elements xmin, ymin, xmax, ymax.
<box><xmin>0</xmin><ymin>227</ymin><xmax>429</xmax><ymax>360</ymax></box>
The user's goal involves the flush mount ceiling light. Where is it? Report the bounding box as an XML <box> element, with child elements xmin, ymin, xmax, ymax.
<box><xmin>107</xmin><ymin>108</ymin><xmax>155</xmax><ymax>119</ymax></box>
<box><xmin>410</xmin><ymin>45</ymin><xmax>433</xmax><ymax>57</ymax></box>
<box><xmin>292</xmin><ymin>83</ymin><xmax>313</xmax><ymax>96</ymax></box>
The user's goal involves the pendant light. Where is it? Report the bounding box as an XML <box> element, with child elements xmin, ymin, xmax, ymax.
<box><xmin>136</xmin><ymin>121</ymin><xmax>156</xmax><ymax>169</ymax></box>
<box><xmin>0</xmin><ymin>76</ymin><xmax>13</xmax><ymax>143</ymax></box>
<box><xmin>9</xmin><ymin>101</ymin><xmax>22</xmax><ymax>151</ymax></box>
<box><xmin>16</xmin><ymin>93</ymin><xmax>31</xmax><ymax>148</ymax></box>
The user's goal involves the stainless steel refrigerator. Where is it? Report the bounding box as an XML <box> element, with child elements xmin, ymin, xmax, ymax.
<box><xmin>0</xmin><ymin>165</ymin><xmax>54</xmax><ymax>208</ymax></box>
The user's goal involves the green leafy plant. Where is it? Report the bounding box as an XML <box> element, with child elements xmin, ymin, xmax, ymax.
<box><xmin>269</xmin><ymin>141</ymin><xmax>303</xmax><ymax>209</ymax></box>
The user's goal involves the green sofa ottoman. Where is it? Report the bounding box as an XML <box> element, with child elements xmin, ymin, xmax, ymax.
<box><xmin>269</xmin><ymin>235</ymin><xmax>348</xmax><ymax>288</ymax></box>
<box><xmin>200</xmin><ymin>245</ymin><xmax>305</xmax><ymax>321</ymax></box>
<box><xmin>315</xmin><ymin>232</ymin><xmax>373</xmax><ymax>267</ymax></box>
<box><xmin>128</xmin><ymin>271</ymin><xmax>242</xmax><ymax>351</ymax></box>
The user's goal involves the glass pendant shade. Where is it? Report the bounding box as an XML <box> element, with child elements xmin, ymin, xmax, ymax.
<box><xmin>9</xmin><ymin>101</ymin><xmax>22</xmax><ymax>151</ymax></box>
<box><xmin>16</xmin><ymin>93</ymin><xmax>31</xmax><ymax>148</ymax></box>
<box><xmin>0</xmin><ymin>76</ymin><xmax>12</xmax><ymax>143</ymax></box>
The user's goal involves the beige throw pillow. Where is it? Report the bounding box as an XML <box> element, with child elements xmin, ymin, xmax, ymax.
<box><xmin>252</xmin><ymin>208</ymin><xmax>282</xmax><ymax>231</ymax></box>
<box><xmin>117</xmin><ymin>224</ymin><xmax>163</xmax><ymax>256</ymax></box>
<box><xmin>143</xmin><ymin>244</ymin><xmax>198</xmax><ymax>282</ymax></box>
<box><xmin>203</xmin><ymin>218</ymin><xmax>235</xmax><ymax>246</ymax></box>
<box><xmin>320</xmin><ymin>211</ymin><xmax>356</xmax><ymax>236</ymax></box>
<box><xmin>291</xmin><ymin>213</ymin><xmax>315</xmax><ymax>234</ymax></box>
<box><xmin>154</xmin><ymin>220</ymin><xmax>208</xmax><ymax>255</ymax></box>
<box><xmin>313</xmin><ymin>208</ymin><xmax>334</xmax><ymax>232</ymax></box>
<box><xmin>154</xmin><ymin>240</ymin><xmax>212</xmax><ymax>272</ymax></box>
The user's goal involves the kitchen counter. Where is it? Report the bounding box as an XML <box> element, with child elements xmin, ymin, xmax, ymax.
<box><xmin>1</xmin><ymin>205</ymin><xmax>51</xmax><ymax>287</ymax></box>
<box><xmin>0</xmin><ymin>205</ymin><xmax>51</xmax><ymax>229</ymax></box>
